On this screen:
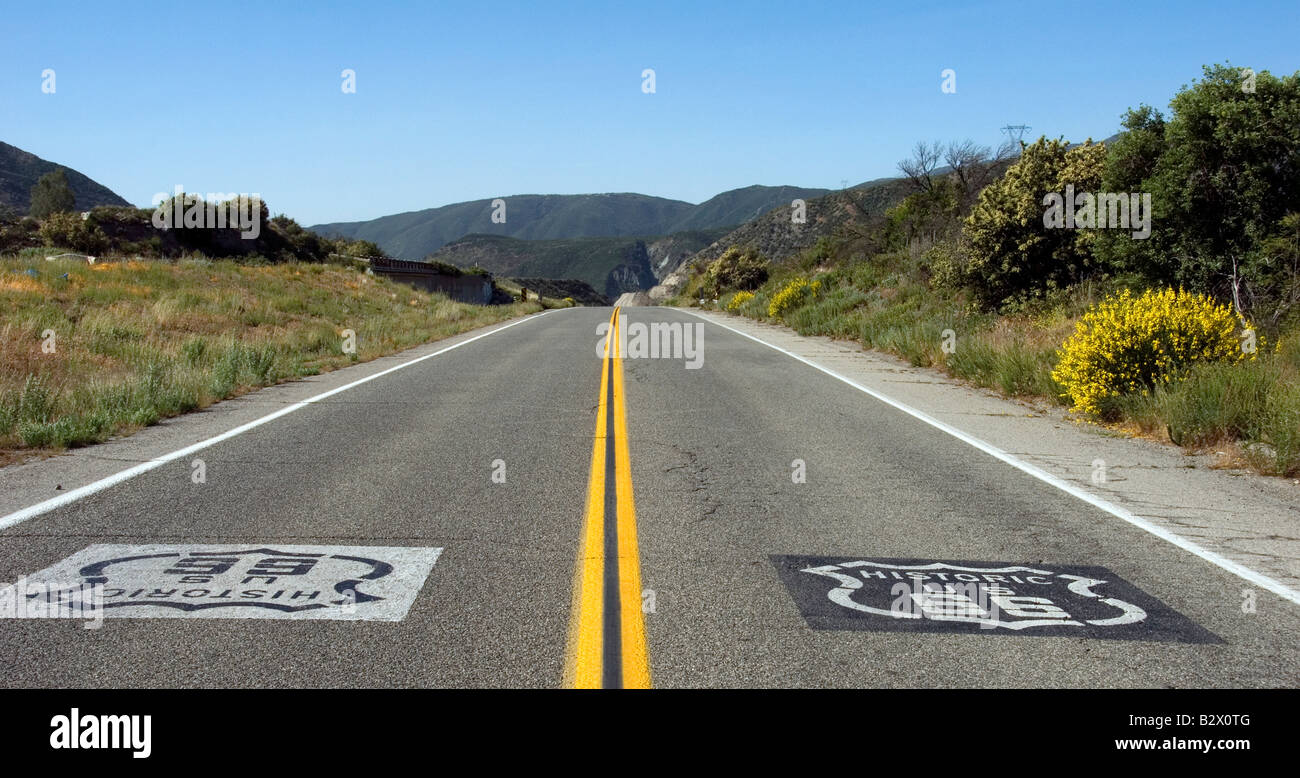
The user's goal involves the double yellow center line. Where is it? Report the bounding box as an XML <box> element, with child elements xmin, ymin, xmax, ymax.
<box><xmin>564</xmin><ymin>306</ymin><xmax>651</xmax><ymax>689</ymax></box>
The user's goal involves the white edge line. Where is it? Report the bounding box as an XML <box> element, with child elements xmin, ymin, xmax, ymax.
<box><xmin>0</xmin><ymin>310</ymin><xmax>555</xmax><ymax>532</ymax></box>
<box><xmin>684</xmin><ymin>308</ymin><xmax>1300</xmax><ymax>607</ymax></box>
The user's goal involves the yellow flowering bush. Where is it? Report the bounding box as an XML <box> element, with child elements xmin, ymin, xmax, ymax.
<box><xmin>726</xmin><ymin>290</ymin><xmax>754</xmax><ymax>311</ymax></box>
<box><xmin>768</xmin><ymin>278</ymin><xmax>821</xmax><ymax>319</ymax></box>
<box><xmin>1052</xmin><ymin>288</ymin><xmax>1251</xmax><ymax>416</ymax></box>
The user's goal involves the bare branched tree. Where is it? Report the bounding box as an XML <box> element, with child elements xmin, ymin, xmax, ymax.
<box><xmin>947</xmin><ymin>139</ymin><xmax>1019</xmax><ymax>206</ymax></box>
<box><xmin>898</xmin><ymin>141</ymin><xmax>943</xmax><ymax>193</ymax></box>
<box><xmin>943</xmin><ymin>140</ymin><xmax>989</xmax><ymax>193</ymax></box>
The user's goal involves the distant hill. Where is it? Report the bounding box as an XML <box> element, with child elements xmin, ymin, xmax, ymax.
<box><xmin>310</xmin><ymin>185</ymin><xmax>829</xmax><ymax>260</ymax></box>
<box><xmin>642</xmin><ymin>228</ymin><xmax>732</xmax><ymax>277</ymax></box>
<box><xmin>505</xmin><ymin>277</ymin><xmax>610</xmax><ymax>306</ymax></box>
<box><xmin>688</xmin><ymin>177</ymin><xmax>911</xmax><ymax>266</ymax></box>
<box><xmin>652</xmin><ymin>177</ymin><xmax>914</xmax><ymax>298</ymax></box>
<box><xmin>668</xmin><ymin>185</ymin><xmax>831</xmax><ymax>232</ymax></box>
<box><xmin>429</xmin><ymin>228</ymin><xmax>728</xmax><ymax>298</ymax></box>
<box><xmin>0</xmin><ymin>141</ymin><xmax>131</xmax><ymax>215</ymax></box>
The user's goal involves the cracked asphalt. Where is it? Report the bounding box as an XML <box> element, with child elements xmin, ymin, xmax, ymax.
<box><xmin>0</xmin><ymin>306</ymin><xmax>1296</xmax><ymax>688</ymax></box>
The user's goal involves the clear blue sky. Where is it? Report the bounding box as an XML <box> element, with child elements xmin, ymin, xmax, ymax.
<box><xmin>4</xmin><ymin>0</ymin><xmax>1297</xmax><ymax>226</ymax></box>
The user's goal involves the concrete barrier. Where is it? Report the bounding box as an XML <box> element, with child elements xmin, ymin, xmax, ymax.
<box><xmin>365</xmin><ymin>257</ymin><xmax>494</xmax><ymax>304</ymax></box>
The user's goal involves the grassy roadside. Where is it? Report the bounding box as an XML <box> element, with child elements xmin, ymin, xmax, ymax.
<box><xmin>0</xmin><ymin>254</ymin><xmax>541</xmax><ymax>460</ymax></box>
<box><xmin>670</xmin><ymin>251</ymin><xmax>1300</xmax><ymax>479</ymax></box>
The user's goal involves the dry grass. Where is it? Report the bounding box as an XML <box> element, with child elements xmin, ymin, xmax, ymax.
<box><xmin>0</xmin><ymin>255</ymin><xmax>540</xmax><ymax>457</ymax></box>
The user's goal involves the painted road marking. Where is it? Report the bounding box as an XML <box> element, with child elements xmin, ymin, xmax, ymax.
<box><xmin>1</xmin><ymin>544</ymin><xmax>442</xmax><ymax>621</ymax></box>
<box><xmin>0</xmin><ymin>310</ymin><xmax>556</xmax><ymax>533</ymax></box>
<box><xmin>565</xmin><ymin>308</ymin><xmax>651</xmax><ymax>688</ymax></box>
<box><xmin>688</xmin><ymin>310</ymin><xmax>1300</xmax><ymax>608</ymax></box>
<box><xmin>611</xmin><ymin>309</ymin><xmax>650</xmax><ymax>686</ymax></box>
<box><xmin>773</xmin><ymin>556</ymin><xmax>1219</xmax><ymax>642</ymax></box>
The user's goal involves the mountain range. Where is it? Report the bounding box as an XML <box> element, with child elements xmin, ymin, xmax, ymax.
<box><xmin>309</xmin><ymin>185</ymin><xmax>831</xmax><ymax>260</ymax></box>
<box><xmin>650</xmin><ymin>177</ymin><xmax>917</xmax><ymax>299</ymax></box>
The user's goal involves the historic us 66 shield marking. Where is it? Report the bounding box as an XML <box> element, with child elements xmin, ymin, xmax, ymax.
<box><xmin>771</xmin><ymin>556</ymin><xmax>1220</xmax><ymax>643</ymax></box>
<box><xmin>2</xmin><ymin>544</ymin><xmax>442</xmax><ymax>621</ymax></box>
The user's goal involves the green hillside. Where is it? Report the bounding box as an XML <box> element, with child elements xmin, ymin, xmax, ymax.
<box><xmin>0</xmin><ymin>142</ymin><xmax>131</xmax><ymax>215</ymax></box>
<box><xmin>658</xmin><ymin>177</ymin><xmax>914</xmax><ymax>294</ymax></box>
<box><xmin>667</xmin><ymin>185</ymin><xmax>830</xmax><ymax>232</ymax></box>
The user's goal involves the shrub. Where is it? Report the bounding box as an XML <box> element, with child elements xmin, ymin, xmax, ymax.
<box><xmin>0</xmin><ymin>215</ymin><xmax>39</xmax><ymax>253</ymax></box>
<box><xmin>1052</xmin><ymin>288</ymin><xmax>1250</xmax><ymax>416</ymax></box>
<box><xmin>39</xmin><ymin>211</ymin><xmax>108</xmax><ymax>254</ymax></box>
<box><xmin>768</xmin><ymin>277</ymin><xmax>821</xmax><ymax>319</ymax></box>
<box><xmin>703</xmin><ymin>246</ymin><xmax>768</xmax><ymax>297</ymax></box>
<box><xmin>960</xmin><ymin>138</ymin><xmax>1107</xmax><ymax>309</ymax></box>
<box><xmin>330</xmin><ymin>238</ymin><xmax>388</xmax><ymax>260</ymax></box>
<box><xmin>726</xmin><ymin>291</ymin><xmax>754</xmax><ymax>311</ymax></box>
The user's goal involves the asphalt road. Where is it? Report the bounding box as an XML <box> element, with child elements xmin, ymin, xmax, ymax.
<box><xmin>1</xmin><ymin>306</ymin><xmax>1297</xmax><ymax>688</ymax></box>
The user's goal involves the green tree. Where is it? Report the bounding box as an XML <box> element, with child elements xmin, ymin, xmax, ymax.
<box><xmin>29</xmin><ymin>168</ymin><xmax>76</xmax><ymax>219</ymax></box>
<box><xmin>1094</xmin><ymin>64</ymin><xmax>1300</xmax><ymax>316</ymax></box>
<box><xmin>882</xmin><ymin>178</ymin><xmax>962</xmax><ymax>252</ymax></box>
